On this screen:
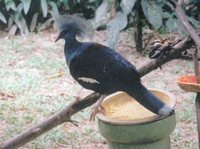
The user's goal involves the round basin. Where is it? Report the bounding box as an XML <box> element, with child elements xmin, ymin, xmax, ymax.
<box><xmin>96</xmin><ymin>89</ymin><xmax>176</xmax><ymax>149</ymax></box>
<box><xmin>177</xmin><ymin>74</ymin><xmax>200</xmax><ymax>92</ymax></box>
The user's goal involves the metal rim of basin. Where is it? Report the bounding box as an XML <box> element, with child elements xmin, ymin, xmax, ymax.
<box><xmin>96</xmin><ymin>88</ymin><xmax>176</xmax><ymax>125</ymax></box>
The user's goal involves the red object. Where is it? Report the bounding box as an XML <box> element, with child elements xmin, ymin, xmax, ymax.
<box><xmin>178</xmin><ymin>75</ymin><xmax>197</xmax><ymax>84</ymax></box>
<box><xmin>177</xmin><ymin>75</ymin><xmax>200</xmax><ymax>92</ymax></box>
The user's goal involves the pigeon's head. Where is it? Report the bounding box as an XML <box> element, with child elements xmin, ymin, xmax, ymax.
<box><xmin>55</xmin><ymin>15</ymin><xmax>92</xmax><ymax>42</ymax></box>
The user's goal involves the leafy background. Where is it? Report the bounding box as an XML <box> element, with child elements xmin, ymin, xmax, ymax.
<box><xmin>0</xmin><ymin>0</ymin><xmax>199</xmax><ymax>50</ymax></box>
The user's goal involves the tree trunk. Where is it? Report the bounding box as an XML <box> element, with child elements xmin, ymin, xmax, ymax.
<box><xmin>133</xmin><ymin>0</ymin><xmax>143</xmax><ymax>52</ymax></box>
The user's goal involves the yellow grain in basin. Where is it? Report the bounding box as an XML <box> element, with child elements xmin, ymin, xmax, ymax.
<box><xmin>101</xmin><ymin>91</ymin><xmax>167</xmax><ymax>121</ymax></box>
<box><xmin>103</xmin><ymin>100</ymin><xmax>155</xmax><ymax>120</ymax></box>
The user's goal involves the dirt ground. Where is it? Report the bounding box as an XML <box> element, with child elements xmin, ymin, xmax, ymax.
<box><xmin>0</xmin><ymin>29</ymin><xmax>198</xmax><ymax>149</ymax></box>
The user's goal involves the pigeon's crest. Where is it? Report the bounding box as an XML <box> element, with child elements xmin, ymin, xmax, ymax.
<box><xmin>56</xmin><ymin>15</ymin><xmax>93</xmax><ymax>37</ymax></box>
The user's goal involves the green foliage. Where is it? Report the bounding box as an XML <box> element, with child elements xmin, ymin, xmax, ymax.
<box><xmin>0</xmin><ymin>0</ymin><xmax>102</xmax><ymax>35</ymax></box>
<box><xmin>0</xmin><ymin>11</ymin><xmax>7</xmax><ymax>23</ymax></box>
<box><xmin>107</xmin><ymin>12</ymin><xmax>127</xmax><ymax>49</ymax></box>
<box><xmin>41</xmin><ymin>0</ymin><xmax>48</xmax><ymax>17</ymax></box>
<box><xmin>141</xmin><ymin>0</ymin><xmax>163</xmax><ymax>30</ymax></box>
<box><xmin>0</xmin><ymin>0</ymin><xmax>52</xmax><ymax>35</ymax></box>
<box><xmin>0</xmin><ymin>0</ymin><xmax>199</xmax><ymax>39</ymax></box>
<box><xmin>98</xmin><ymin>0</ymin><xmax>200</xmax><ymax>49</ymax></box>
<box><xmin>93</xmin><ymin>0</ymin><xmax>108</xmax><ymax>28</ymax></box>
<box><xmin>93</xmin><ymin>0</ymin><xmax>137</xmax><ymax>49</ymax></box>
<box><xmin>22</xmin><ymin>0</ymin><xmax>31</xmax><ymax>15</ymax></box>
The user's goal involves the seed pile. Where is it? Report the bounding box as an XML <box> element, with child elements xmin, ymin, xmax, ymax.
<box><xmin>102</xmin><ymin>94</ymin><xmax>156</xmax><ymax>121</ymax></box>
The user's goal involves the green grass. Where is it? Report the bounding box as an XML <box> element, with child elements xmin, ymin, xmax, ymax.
<box><xmin>0</xmin><ymin>34</ymin><xmax>104</xmax><ymax>148</ymax></box>
<box><xmin>0</xmin><ymin>32</ymin><xmax>198</xmax><ymax>148</ymax></box>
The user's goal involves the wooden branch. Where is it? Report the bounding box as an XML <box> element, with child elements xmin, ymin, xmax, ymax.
<box><xmin>195</xmin><ymin>93</ymin><xmax>200</xmax><ymax>149</ymax></box>
<box><xmin>111</xmin><ymin>0</ymin><xmax>116</xmax><ymax>18</ymax></box>
<box><xmin>138</xmin><ymin>37</ymin><xmax>193</xmax><ymax>76</ymax></box>
<box><xmin>0</xmin><ymin>36</ymin><xmax>194</xmax><ymax>149</ymax></box>
<box><xmin>0</xmin><ymin>93</ymin><xmax>101</xmax><ymax>149</ymax></box>
<box><xmin>177</xmin><ymin>54</ymin><xmax>196</xmax><ymax>60</ymax></box>
<box><xmin>175</xmin><ymin>1</ymin><xmax>200</xmax><ymax>147</ymax></box>
<box><xmin>175</xmin><ymin>0</ymin><xmax>200</xmax><ymax>81</ymax></box>
<box><xmin>193</xmin><ymin>49</ymin><xmax>200</xmax><ymax>83</ymax></box>
<box><xmin>175</xmin><ymin>0</ymin><xmax>200</xmax><ymax>48</ymax></box>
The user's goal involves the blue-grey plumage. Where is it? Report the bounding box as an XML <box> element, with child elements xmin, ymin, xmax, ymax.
<box><xmin>55</xmin><ymin>15</ymin><xmax>173</xmax><ymax>117</ymax></box>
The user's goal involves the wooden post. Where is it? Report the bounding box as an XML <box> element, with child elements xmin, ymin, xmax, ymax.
<box><xmin>193</xmin><ymin>49</ymin><xmax>200</xmax><ymax>83</ymax></box>
<box><xmin>194</xmin><ymin>49</ymin><xmax>200</xmax><ymax>148</ymax></box>
<box><xmin>196</xmin><ymin>93</ymin><xmax>200</xmax><ymax>148</ymax></box>
<box><xmin>133</xmin><ymin>0</ymin><xmax>143</xmax><ymax>52</ymax></box>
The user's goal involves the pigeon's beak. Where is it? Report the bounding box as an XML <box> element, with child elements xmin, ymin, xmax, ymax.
<box><xmin>55</xmin><ymin>33</ymin><xmax>62</xmax><ymax>42</ymax></box>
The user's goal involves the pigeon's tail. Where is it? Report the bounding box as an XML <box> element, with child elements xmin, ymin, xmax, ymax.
<box><xmin>127</xmin><ymin>83</ymin><xmax>173</xmax><ymax>116</ymax></box>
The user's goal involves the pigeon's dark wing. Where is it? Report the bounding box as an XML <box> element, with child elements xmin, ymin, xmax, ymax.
<box><xmin>69</xmin><ymin>43</ymin><xmax>140</xmax><ymax>94</ymax></box>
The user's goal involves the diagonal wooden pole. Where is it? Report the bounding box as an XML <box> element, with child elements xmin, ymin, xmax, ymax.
<box><xmin>196</xmin><ymin>93</ymin><xmax>200</xmax><ymax>149</ymax></box>
<box><xmin>193</xmin><ymin>49</ymin><xmax>200</xmax><ymax>83</ymax></box>
<box><xmin>0</xmin><ymin>93</ymin><xmax>101</xmax><ymax>149</ymax></box>
<box><xmin>193</xmin><ymin>49</ymin><xmax>200</xmax><ymax>148</ymax></box>
<box><xmin>175</xmin><ymin>0</ymin><xmax>200</xmax><ymax>147</ymax></box>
